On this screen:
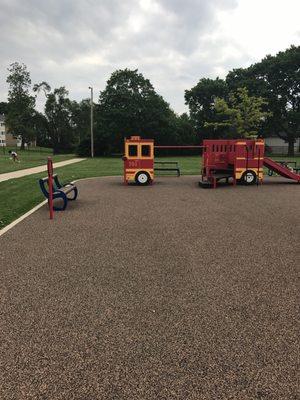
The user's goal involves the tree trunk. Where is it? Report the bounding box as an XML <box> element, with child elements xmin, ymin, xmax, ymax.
<box><xmin>21</xmin><ymin>137</ymin><xmax>25</xmax><ymax>150</ymax></box>
<box><xmin>287</xmin><ymin>139</ymin><xmax>294</xmax><ymax>157</ymax></box>
<box><xmin>53</xmin><ymin>145</ymin><xmax>59</xmax><ymax>155</ymax></box>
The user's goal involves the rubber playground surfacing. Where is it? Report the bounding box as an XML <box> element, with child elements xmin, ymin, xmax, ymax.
<box><xmin>0</xmin><ymin>176</ymin><xmax>299</xmax><ymax>399</ymax></box>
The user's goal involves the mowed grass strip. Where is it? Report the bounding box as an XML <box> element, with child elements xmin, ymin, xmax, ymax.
<box><xmin>1</xmin><ymin>155</ymin><xmax>299</xmax><ymax>229</ymax></box>
<box><xmin>0</xmin><ymin>147</ymin><xmax>75</xmax><ymax>174</ymax></box>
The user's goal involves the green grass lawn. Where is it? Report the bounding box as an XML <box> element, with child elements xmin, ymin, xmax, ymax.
<box><xmin>0</xmin><ymin>158</ymin><xmax>121</xmax><ymax>229</ymax></box>
<box><xmin>0</xmin><ymin>155</ymin><xmax>299</xmax><ymax>230</ymax></box>
<box><xmin>0</xmin><ymin>147</ymin><xmax>75</xmax><ymax>174</ymax></box>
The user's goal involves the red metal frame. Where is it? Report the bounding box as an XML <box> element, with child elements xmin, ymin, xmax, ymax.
<box><xmin>155</xmin><ymin>145</ymin><xmax>204</xmax><ymax>149</ymax></box>
<box><xmin>47</xmin><ymin>157</ymin><xmax>54</xmax><ymax>219</ymax></box>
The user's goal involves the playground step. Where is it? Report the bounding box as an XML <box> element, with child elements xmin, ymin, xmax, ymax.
<box><xmin>198</xmin><ymin>180</ymin><xmax>213</xmax><ymax>188</ymax></box>
<box><xmin>211</xmin><ymin>169</ymin><xmax>234</xmax><ymax>174</ymax></box>
<box><xmin>211</xmin><ymin>173</ymin><xmax>233</xmax><ymax>178</ymax></box>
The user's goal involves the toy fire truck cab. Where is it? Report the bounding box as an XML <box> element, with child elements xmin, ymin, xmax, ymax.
<box><xmin>123</xmin><ymin>136</ymin><xmax>154</xmax><ymax>185</ymax></box>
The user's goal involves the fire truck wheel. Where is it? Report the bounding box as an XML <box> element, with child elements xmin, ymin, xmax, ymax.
<box><xmin>135</xmin><ymin>171</ymin><xmax>151</xmax><ymax>185</ymax></box>
<box><xmin>241</xmin><ymin>170</ymin><xmax>257</xmax><ymax>185</ymax></box>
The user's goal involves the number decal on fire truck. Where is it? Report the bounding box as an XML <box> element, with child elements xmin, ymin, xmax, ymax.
<box><xmin>129</xmin><ymin>160</ymin><xmax>138</xmax><ymax>167</ymax></box>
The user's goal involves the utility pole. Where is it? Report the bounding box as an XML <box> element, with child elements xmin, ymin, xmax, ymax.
<box><xmin>88</xmin><ymin>86</ymin><xmax>94</xmax><ymax>158</ymax></box>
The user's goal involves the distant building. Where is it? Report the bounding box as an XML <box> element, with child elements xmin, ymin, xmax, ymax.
<box><xmin>0</xmin><ymin>114</ymin><xmax>36</xmax><ymax>148</ymax></box>
<box><xmin>5</xmin><ymin>132</ymin><xmax>21</xmax><ymax>147</ymax></box>
<box><xmin>0</xmin><ymin>114</ymin><xmax>5</xmax><ymax>147</ymax></box>
<box><xmin>264</xmin><ymin>135</ymin><xmax>300</xmax><ymax>155</ymax></box>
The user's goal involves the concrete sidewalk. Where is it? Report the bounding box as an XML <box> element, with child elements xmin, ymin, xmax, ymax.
<box><xmin>0</xmin><ymin>158</ymin><xmax>86</xmax><ymax>182</ymax></box>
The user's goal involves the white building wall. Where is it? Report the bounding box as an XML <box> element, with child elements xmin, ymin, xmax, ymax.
<box><xmin>0</xmin><ymin>120</ymin><xmax>6</xmax><ymax>147</ymax></box>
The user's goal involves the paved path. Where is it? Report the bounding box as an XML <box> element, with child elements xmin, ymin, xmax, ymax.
<box><xmin>0</xmin><ymin>158</ymin><xmax>86</xmax><ymax>182</ymax></box>
<box><xmin>0</xmin><ymin>176</ymin><xmax>299</xmax><ymax>399</ymax></box>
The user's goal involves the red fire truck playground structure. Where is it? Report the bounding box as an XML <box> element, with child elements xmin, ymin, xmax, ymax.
<box><xmin>201</xmin><ymin>138</ymin><xmax>265</xmax><ymax>188</ymax></box>
<box><xmin>122</xmin><ymin>136</ymin><xmax>300</xmax><ymax>188</ymax></box>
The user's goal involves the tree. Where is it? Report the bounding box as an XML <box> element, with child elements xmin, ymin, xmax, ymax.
<box><xmin>32</xmin><ymin>111</ymin><xmax>51</xmax><ymax>147</ymax></box>
<box><xmin>175</xmin><ymin>113</ymin><xmax>197</xmax><ymax>145</ymax></box>
<box><xmin>185</xmin><ymin>78</ymin><xmax>228</xmax><ymax>140</ymax></box>
<box><xmin>70</xmin><ymin>99</ymin><xmax>91</xmax><ymax>144</ymax></box>
<box><xmin>226</xmin><ymin>45</ymin><xmax>300</xmax><ymax>155</ymax></box>
<box><xmin>0</xmin><ymin>102</ymin><xmax>9</xmax><ymax>115</ymax></box>
<box><xmin>6</xmin><ymin>62</ymin><xmax>36</xmax><ymax>149</ymax></box>
<box><xmin>204</xmin><ymin>87</ymin><xmax>271</xmax><ymax>138</ymax></box>
<box><xmin>94</xmin><ymin>68</ymin><xmax>178</xmax><ymax>155</ymax></box>
<box><xmin>34</xmin><ymin>83</ymin><xmax>78</xmax><ymax>153</ymax></box>
<box><xmin>45</xmin><ymin>87</ymin><xmax>77</xmax><ymax>153</ymax></box>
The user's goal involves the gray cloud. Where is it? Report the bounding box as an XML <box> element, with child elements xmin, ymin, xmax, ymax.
<box><xmin>0</xmin><ymin>0</ymin><xmax>296</xmax><ymax>113</ymax></box>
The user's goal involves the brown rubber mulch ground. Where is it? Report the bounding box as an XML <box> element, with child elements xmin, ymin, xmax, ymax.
<box><xmin>0</xmin><ymin>176</ymin><xmax>299</xmax><ymax>400</ymax></box>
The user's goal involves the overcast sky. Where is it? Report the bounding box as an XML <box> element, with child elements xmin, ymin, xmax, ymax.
<box><xmin>1</xmin><ymin>0</ymin><xmax>299</xmax><ymax>113</ymax></box>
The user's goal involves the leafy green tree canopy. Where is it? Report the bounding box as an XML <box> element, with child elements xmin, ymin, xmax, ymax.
<box><xmin>6</xmin><ymin>62</ymin><xmax>36</xmax><ymax>149</ymax></box>
<box><xmin>204</xmin><ymin>87</ymin><xmax>271</xmax><ymax>138</ymax></box>
<box><xmin>226</xmin><ymin>45</ymin><xmax>300</xmax><ymax>154</ymax></box>
<box><xmin>92</xmin><ymin>69</ymin><xmax>183</xmax><ymax>154</ymax></box>
<box><xmin>0</xmin><ymin>102</ymin><xmax>9</xmax><ymax>115</ymax></box>
<box><xmin>34</xmin><ymin>83</ymin><xmax>78</xmax><ymax>153</ymax></box>
<box><xmin>185</xmin><ymin>77</ymin><xmax>228</xmax><ymax>139</ymax></box>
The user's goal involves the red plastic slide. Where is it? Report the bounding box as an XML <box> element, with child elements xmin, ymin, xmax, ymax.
<box><xmin>264</xmin><ymin>157</ymin><xmax>300</xmax><ymax>182</ymax></box>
